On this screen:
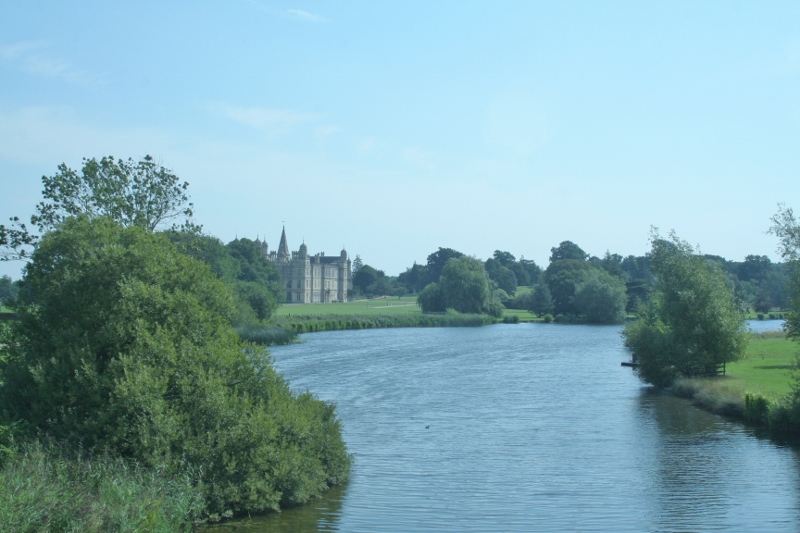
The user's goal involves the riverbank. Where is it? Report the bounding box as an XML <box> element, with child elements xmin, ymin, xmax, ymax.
<box><xmin>664</xmin><ymin>331</ymin><xmax>800</xmax><ymax>439</ymax></box>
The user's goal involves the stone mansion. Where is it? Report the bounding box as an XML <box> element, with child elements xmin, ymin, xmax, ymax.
<box><xmin>255</xmin><ymin>227</ymin><xmax>351</xmax><ymax>303</ymax></box>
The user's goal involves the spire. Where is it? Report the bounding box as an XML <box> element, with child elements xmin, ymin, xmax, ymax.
<box><xmin>277</xmin><ymin>226</ymin><xmax>290</xmax><ymax>259</ymax></box>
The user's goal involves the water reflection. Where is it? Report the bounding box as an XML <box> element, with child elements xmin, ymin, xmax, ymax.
<box><xmin>637</xmin><ymin>389</ymin><xmax>800</xmax><ymax>531</ymax></box>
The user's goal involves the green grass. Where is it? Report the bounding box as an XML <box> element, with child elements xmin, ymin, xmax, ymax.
<box><xmin>274</xmin><ymin>296</ymin><xmax>422</xmax><ymax>317</ymax></box>
<box><xmin>724</xmin><ymin>333</ymin><xmax>797</xmax><ymax>398</ymax></box>
<box><xmin>501</xmin><ymin>308</ymin><xmax>540</xmax><ymax>322</ymax></box>
<box><xmin>670</xmin><ymin>332</ymin><xmax>799</xmax><ymax>427</ymax></box>
<box><xmin>0</xmin><ymin>440</ymin><xmax>204</xmax><ymax>532</ymax></box>
<box><xmin>676</xmin><ymin>332</ymin><xmax>796</xmax><ymax>401</ymax></box>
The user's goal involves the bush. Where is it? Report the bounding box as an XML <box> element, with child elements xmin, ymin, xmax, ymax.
<box><xmin>744</xmin><ymin>393</ymin><xmax>773</xmax><ymax>425</ymax></box>
<box><xmin>542</xmin><ymin>313</ymin><xmax>554</xmax><ymax>323</ymax></box>
<box><xmin>0</xmin><ymin>217</ymin><xmax>350</xmax><ymax>516</ymax></box>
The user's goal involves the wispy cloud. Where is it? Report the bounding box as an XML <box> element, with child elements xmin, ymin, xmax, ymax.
<box><xmin>286</xmin><ymin>8</ymin><xmax>327</xmax><ymax>23</ymax></box>
<box><xmin>0</xmin><ymin>40</ymin><xmax>99</xmax><ymax>86</ymax></box>
<box><xmin>244</xmin><ymin>1</ymin><xmax>328</xmax><ymax>23</ymax></box>
<box><xmin>207</xmin><ymin>102</ymin><xmax>322</xmax><ymax>135</ymax></box>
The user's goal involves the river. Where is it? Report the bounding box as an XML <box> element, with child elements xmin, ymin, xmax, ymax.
<box><xmin>205</xmin><ymin>321</ymin><xmax>799</xmax><ymax>532</ymax></box>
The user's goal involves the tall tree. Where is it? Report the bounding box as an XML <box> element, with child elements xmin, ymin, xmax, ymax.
<box><xmin>1</xmin><ymin>155</ymin><xmax>195</xmax><ymax>261</ymax></box>
<box><xmin>425</xmin><ymin>247</ymin><xmax>464</xmax><ymax>285</ymax></box>
<box><xmin>440</xmin><ymin>256</ymin><xmax>492</xmax><ymax>314</ymax></box>
<box><xmin>769</xmin><ymin>204</ymin><xmax>800</xmax><ymax>339</ymax></box>
<box><xmin>622</xmin><ymin>230</ymin><xmax>748</xmax><ymax>387</ymax></box>
<box><xmin>549</xmin><ymin>241</ymin><xmax>588</xmax><ymax>263</ymax></box>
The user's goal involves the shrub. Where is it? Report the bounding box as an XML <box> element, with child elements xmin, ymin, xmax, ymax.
<box><xmin>0</xmin><ymin>217</ymin><xmax>350</xmax><ymax>516</ymax></box>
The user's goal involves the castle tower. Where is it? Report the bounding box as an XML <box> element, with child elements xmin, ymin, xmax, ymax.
<box><xmin>277</xmin><ymin>226</ymin><xmax>290</xmax><ymax>263</ymax></box>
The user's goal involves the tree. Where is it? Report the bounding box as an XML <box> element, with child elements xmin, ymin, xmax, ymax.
<box><xmin>1</xmin><ymin>155</ymin><xmax>195</xmax><ymax>261</ymax></box>
<box><xmin>549</xmin><ymin>241</ymin><xmax>588</xmax><ymax>263</ymax></box>
<box><xmin>769</xmin><ymin>204</ymin><xmax>800</xmax><ymax>339</ymax></box>
<box><xmin>397</xmin><ymin>262</ymin><xmax>427</xmax><ymax>293</ymax></box>
<box><xmin>518</xmin><ymin>257</ymin><xmax>542</xmax><ymax>285</ymax></box>
<box><xmin>440</xmin><ymin>256</ymin><xmax>492</xmax><ymax>314</ymax></box>
<box><xmin>542</xmin><ymin>259</ymin><xmax>595</xmax><ymax>315</ymax></box>
<box><xmin>485</xmin><ymin>258</ymin><xmax>518</xmax><ymax>296</ymax></box>
<box><xmin>417</xmin><ymin>282</ymin><xmax>446</xmax><ymax>312</ymax></box>
<box><xmin>528</xmin><ymin>282</ymin><xmax>554</xmax><ymax>317</ymax></box>
<box><xmin>0</xmin><ymin>216</ymin><xmax>350</xmax><ymax>513</ymax></box>
<box><xmin>353</xmin><ymin>265</ymin><xmax>380</xmax><ymax>295</ymax></box>
<box><xmin>571</xmin><ymin>268</ymin><xmax>627</xmax><ymax>323</ymax></box>
<box><xmin>622</xmin><ymin>230</ymin><xmax>748</xmax><ymax>387</ymax></box>
<box><xmin>425</xmin><ymin>247</ymin><xmax>464</xmax><ymax>285</ymax></box>
<box><xmin>352</xmin><ymin>254</ymin><xmax>363</xmax><ymax>275</ymax></box>
<box><xmin>493</xmin><ymin>250</ymin><xmax>516</xmax><ymax>266</ymax></box>
<box><xmin>0</xmin><ymin>275</ymin><xmax>18</xmax><ymax>306</ymax></box>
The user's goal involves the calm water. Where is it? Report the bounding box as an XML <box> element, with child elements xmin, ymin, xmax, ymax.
<box><xmin>205</xmin><ymin>323</ymin><xmax>800</xmax><ymax>532</ymax></box>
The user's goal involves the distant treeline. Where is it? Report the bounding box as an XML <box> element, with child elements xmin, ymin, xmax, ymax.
<box><xmin>347</xmin><ymin>240</ymin><xmax>789</xmax><ymax>324</ymax></box>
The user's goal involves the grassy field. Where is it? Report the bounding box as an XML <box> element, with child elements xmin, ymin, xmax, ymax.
<box><xmin>275</xmin><ymin>294</ymin><xmax>545</xmax><ymax>322</ymax></box>
<box><xmin>274</xmin><ymin>296</ymin><xmax>422</xmax><ymax>317</ymax></box>
<box><xmin>671</xmin><ymin>332</ymin><xmax>798</xmax><ymax>427</ymax></box>
<box><xmin>722</xmin><ymin>333</ymin><xmax>797</xmax><ymax>398</ymax></box>
<box><xmin>677</xmin><ymin>333</ymin><xmax>796</xmax><ymax>400</ymax></box>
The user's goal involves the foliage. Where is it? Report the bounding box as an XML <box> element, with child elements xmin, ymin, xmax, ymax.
<box><xmin>0</xmin><ymin>439</ymin><xmax>204</xmax><ymax>532</ymax></box>
<box><xmin>0</xmin><ymin>217</ymin><xmax>350</xmax><ymax>515</ymax></box>
<box><xmin>1</xmin><ymin>155</ymin><xmax>195</xmax><ymax>261</ymax></box>
<box><xmin>418</xmin><ymin>282</ymin><xmax>446</xmax><ymax>313</ymax></box>
<box><xmin>352</xmin><ymin>254</ymin><xmax>363</xmax><ymax>275</ymax></box>
<box><xmin>542</xmin><ymin>259</ymin><xmax>595</xmax><ymax>316</ymax></box>
<box><xmin>528</xmin><ymin>282</ymin><xmax>554</xmax><ymax>317</ymax></box>
<box><xmin>769</xmin><ymin>204</ymin><xmax>800</xmax><ymax>340</ymax></box>
<box><xmin>549</xmin><ymin>240</ymin><xmax>588</xmax><ymax>263</ymax></box>
<box><xmin>0</xmin><ymin>275</ymin><xmax>18</xmax><ymax>306</ymax></box>
<box><xmin>397</xmin><ymin>262</ymin><xmax>427</xmax><ymax>293</ymax></box>
<box><xmin>424</xmin><ymin>247</ymin><xmax>464</xmax><ymax>286</ymax></box>
<box><xmin>485</xmin><ymin>258</ymin><xmax>518</xmax><ymax>296</ymax></box>
<box><xmin>440</xmin><ymin>256</ymin><xmax>493</xmax><ymax>314</ymax></box>
<box><xmin>571</xmin><ymin>268</ymin><xmax>627</xmax><ymax>323</ymax></box>
<box><xmin>622</xmin><ymin>230</ymin><xmax>748</xmax><ymax>387</ymax></box>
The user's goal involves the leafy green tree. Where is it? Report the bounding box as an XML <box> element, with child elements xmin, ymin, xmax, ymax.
<box><xmin>493</xmin><ymin>250</ymin><xmax>516</xmax><ymax>266</ymax></box>
<box><xmin>622</xmin><ymin>230</ymin><xmax>748</xmax><ymax>387</ymax></box>
<box><xmin>352</xmin><ymin>254</ymin><xmax>363</xmax><ymax>275</ymax></box>
<box><xmin>353</xmin><ymin>265</ymin><xmax>380</xmax><ymax>294</ymax></box>
<box><xmin>0</xmin><ymin>216</ymin><xmax>349</xmax><ymax>514</ymax></box>
<box><xmin>518</xmin><ymin>257</ymin><xmax>542</xmax><ymax>285</ymax></box>
<box><xmin>571</xmin><ymin>268</ymin><xmax>627</xmax><ymax>323</ymax></box>
<box><xmin>549</xmin><ymin>241</ymin><xmax>588</xmax><ymax>263</ymax></box>
<box><xmin>528</xmin><ymin>282</ymin><xmax>554</xmax><ymax>317</ymax></box>
<box><xmin>440</xmin><ymin>256</ymin><xmax>492</xmax><ymax>314</ymax></box>
<box><xmin>397</xmin><ymin>262</ymin><xmax>427</xmax><ymax>293</ymax></box>
<box><xmin>2</xmin><ymin>155</ymin><xmax>195</xmax><ymax>261</ymax></box>
<box><xmin>168</xmin><ymin>232</ymin><xmax>241</xmax><ymax>283</ymax></box>
<box><xmin>485</xmin><ymin>258</ymin><xmax>518</xmax><ymax>296</ymax></box>
<box><xmin>769</xmin><ymin>204</ymin><xmax>800</xmax><ymax>339</ymax></box>
<box><xmin>417</xmin><ymin>282</ymin><xmax>445</xmax><ymax>312</ymax></box>
<box><xmin>0</xmin><ymin>276</ymin><xmax>18</xmax><ymax>306</ymax></box>
<box><xmin>542</xmin><ymin>259</ymin><xmax>595</xmax><ymax>315</ymax></box>
<box><xmin>425</xmin><ymin>247</ymin><xmax>464</xmax><ymax>285</ymax></box>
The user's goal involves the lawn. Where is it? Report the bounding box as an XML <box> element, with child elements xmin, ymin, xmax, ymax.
<box><xmin>724</xmin><ymin>333</ymin><xmax>798</xmax><ymax>398</ymax></box>
<box><xmin>274</xmin><ymin>296</ymin><xmax>422</xmax><ymax>316</ymax></box>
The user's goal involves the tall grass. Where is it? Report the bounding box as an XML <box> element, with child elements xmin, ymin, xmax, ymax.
<box><xmin>234</xmin><ymin>324</ymin><xmax>298</xmax><ymax>345</ymax></box>
<box><xmin>0</xmin><ymin>440</ymin><xmax>204</xmax><ymax>533</ymax></box>
<box><xmin>272</xmin><ymin>312</ymin><xmax>491</xmax><ymax>335</ymax></box>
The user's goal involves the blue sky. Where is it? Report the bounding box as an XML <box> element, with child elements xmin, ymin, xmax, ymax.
<box><xmin>1</xmin><ymin>1</ymin><xmax>799</xmax><ymax>280</ymax></box>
